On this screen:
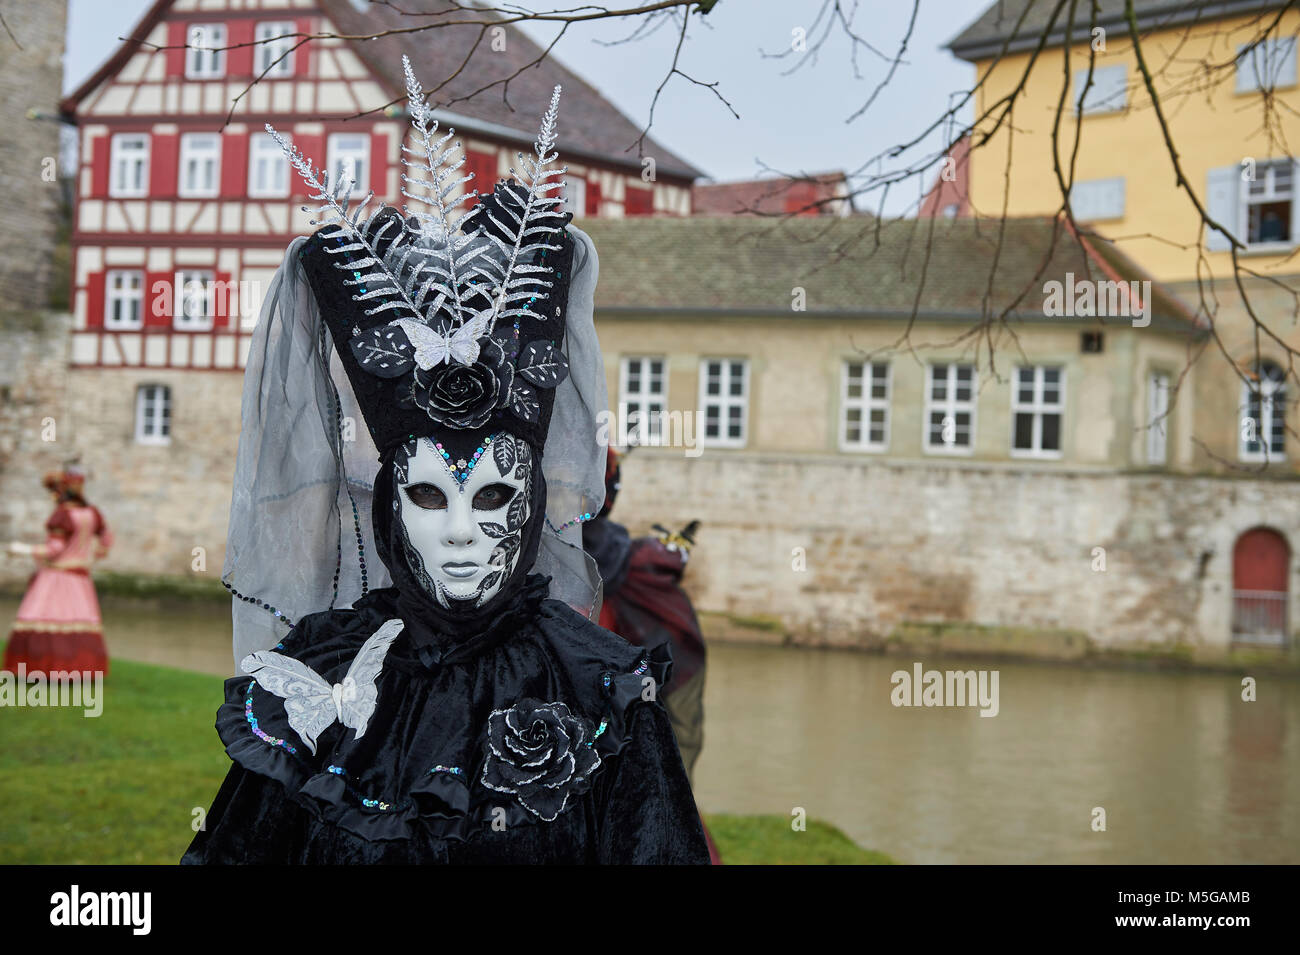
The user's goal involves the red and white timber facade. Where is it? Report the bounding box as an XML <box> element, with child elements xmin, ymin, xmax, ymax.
<box><xmin>62</xmin><ymin>0</ymin><xmax>696</xmax><ymax>374</ymax></box>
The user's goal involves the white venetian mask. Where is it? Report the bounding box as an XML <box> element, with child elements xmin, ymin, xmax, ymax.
<box><xmin>396</xmin><ymin>434</ymin><xmax>533</xmax><ymax>607</ymax></box>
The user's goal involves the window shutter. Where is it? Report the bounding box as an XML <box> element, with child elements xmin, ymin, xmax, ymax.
<box><xmin>1278</xmin><ymin>37</ymin><xmax>1298</xmax><ymax>88</ymax></box>
<box><xmin>1205</xmin><ymin>165</ymin><xmax>1240</xmax><ymax>251</ymax></box>
<box><xmin>221</xmin><ymin>131</ymin><xmax>247</xmax><ymax>198</ymax></box>
<box><xmin>1292</xmin><ymin>159</ymin><xmax>1300</xmax><ymax>248</ymax></box>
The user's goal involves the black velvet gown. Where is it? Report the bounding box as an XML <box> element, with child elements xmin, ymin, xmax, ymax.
<box><xmin>183</xmin><ymin>577</ymin><xmax>709</xmax><ymax>864</ymax></box>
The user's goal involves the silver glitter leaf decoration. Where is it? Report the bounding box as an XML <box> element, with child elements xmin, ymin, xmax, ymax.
<box><xmin>517</xmin><ymin>340</ymin><xmax>569</xmax><ymax>389</ymax></box>
<box><xmin>350</xmin><ymin>324</ymin><xmax>416</xmax><ymax>378</ymax></box>
<box><xmin>507</xmin><ymin>382</ymin><xmax>540</xmax><ymax>423</ymax></box>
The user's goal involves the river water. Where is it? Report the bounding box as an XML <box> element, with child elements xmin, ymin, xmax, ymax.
<box><xmin>4</xmin><ymin>596</ymin><xmax>1297</xmax><ymax>864</ymax></box>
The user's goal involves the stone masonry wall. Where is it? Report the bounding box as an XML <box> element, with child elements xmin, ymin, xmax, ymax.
<box><xmin>4</xmin><ymin>322</ymin><xmax>1297</xmax><ymax>653</ymax></box>
<box><xmin>0</xmin><ymin>0</ymin><xmax>68</xmax><ymax>312</ymax></box>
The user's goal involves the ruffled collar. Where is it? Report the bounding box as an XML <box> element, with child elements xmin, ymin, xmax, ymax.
<box><xmin>353</xmin><ymin>574</ymin><xmax>552</xmax><ymax>669</ymax></box>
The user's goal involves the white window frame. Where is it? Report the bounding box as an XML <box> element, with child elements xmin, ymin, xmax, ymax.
<box><xmin>840</xmin><ymin>360</ymin><xmax>890</xmax><ymax>452</ymax></box>
<box><xmin>105</xmin><ymin>270</ymin><xmax>145</xmax><ymax>330</ymax></box>
<box><xmin>178</xmin><ymin>132</ymin><xmax>222</xmax><ymax>198</ymax></box>
<box><xmin>175</xmin><ymin>269</ymin><xmax>215</xmax><ymax>331</ymax></box>
<box><xmin>925</xmin><ymin>362</ymin><xmax>976</xmax><ymax>455</ymax></box>
<box><xmin>1239</xmin><ymin>362</ymin><xmax>1286</xmax><ymax>462</ymax></box>
<box><xmin>1147</xmin><ymin>371</ymin><xmax>1170</xmax><ymax>465</ymax></box>
<box><xmin>618</xmin><ymin>355</ymin><xmax>667</xmax><ymax>446</ymax></box>
<box><xmin>1241</xmin><ymin>158</ymin><xmax>1293</xmax><ymax>249</ymax></box>
<box><xmin>1011</xmin><ymin>365</ymin><xmax>1065</xmax><ymax>459</ymax></box>
<box><xmin>254</xmin><ymin>21</ymin><xmax>296</xmax><ymax>78</ymax></box>
<box><xmin>109</xmin><ymin>133</ymin><xmax>150</xmax><ymax>198</ymax></box>
<box><xmin>1070</xmin><ymin>177</ymin><xmax>1126</xmax><ymax>222</ymax></box>
<box><xmin>327</xmin><ymin>133</ymin><xmax>370</xmax><ymax>196</ymax></box>
<box><xmin>698</xmin><ymin>358</ymin><xmax>749</xmax><ymax>448</ymax></box>
<box><xmin>1073</xmin><ymin>64</ymin><xmax>1127</xmax><ymax>115</ymax></box>
<box><xmin>185</xmin><ymin>24</ymin><xmax>227</xmax><ymax>79</ymax></box>
<box><xmin>565</xmin><ymin>177</ymin><xmax>587</xmax><ymax>218</ymax></box>
<box><xmin>135</xmin><ymin>384</ymin><xmax>172</xmax><ymax>446</ymax></box>
<box><xmin>1235</xmin><ymin>37</ymin><xmax>1298</xmax><ymax>93</ymax></box>
<box><xmin>248</xmin><ymin>132</ymin><xmax>290</xmax><ymax>198</ymax></box>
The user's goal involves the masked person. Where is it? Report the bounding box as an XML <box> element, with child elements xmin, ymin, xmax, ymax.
<box><xmin>582</xmin><ymin>449</ymin><xmax>708</xmax><ymax>785</ymax></box>
<box><xmin>3</xmin><ymin>466</ymin><xmax>113</xmax><ymax>676</ymax></box>
<box><xmin>183</xmin><ymin>62</ymin><xmax>708</xmax><ymax>865</ymax></box>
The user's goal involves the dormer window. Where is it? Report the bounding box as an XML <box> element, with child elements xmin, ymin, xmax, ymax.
<box><xmin>186</xmin><ymin>24</ymin><xmax>227</xmax><ymax>79</ymax></box>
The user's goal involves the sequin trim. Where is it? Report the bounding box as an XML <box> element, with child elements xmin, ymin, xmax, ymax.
<box><xmin>433</xmin><ymin>432</ymin><xmax>499</xmax><ymax>486</ymax></box>
<box><xmin>244</xmin><ymin>681</ymin><xmax>298</xmax><ymax>756</ymax></box>
<box><xmin>429</xmin><ymin>765</ymin><xmax>464</xmax><ymax>776</ymax></box>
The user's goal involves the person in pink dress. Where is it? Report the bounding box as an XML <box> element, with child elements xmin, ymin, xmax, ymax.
<box><xmin>3</xmin><ymin>467</ymin><xmax>113</xmax><ymax>675</ymax></box>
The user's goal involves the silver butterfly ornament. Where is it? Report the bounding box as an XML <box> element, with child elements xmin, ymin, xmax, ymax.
<box><xmin>240</xmin><ymin>619</ymin><xmax>403</xmax><ymax>755</ymax></box>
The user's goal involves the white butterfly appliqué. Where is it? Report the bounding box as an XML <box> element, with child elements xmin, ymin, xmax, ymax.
<box><xmin>395</xmin><ymin>312</ymin><xmax>490</xmax><ymax>370</ymax></box>
<box><xmin>240</xmin><ymin>619</ymin><xmax>403</xmax><ymax>755</ymax></box>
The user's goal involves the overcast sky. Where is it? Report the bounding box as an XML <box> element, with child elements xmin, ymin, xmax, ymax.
<box><xmin>64</xmin><ymin>0</ymin><xmax>992</xmax><ymax>215</ymax></box>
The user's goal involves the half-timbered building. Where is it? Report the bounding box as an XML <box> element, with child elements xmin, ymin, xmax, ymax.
<box><xmin>60</xmin><ymin>0</ymin><xmax>701</xmax><ymax>382</ymax></box>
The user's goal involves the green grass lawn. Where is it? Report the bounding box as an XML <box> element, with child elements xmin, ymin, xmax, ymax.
<box><xmin>0</xmin><ymin>654</ymin><xmax>893</xmax><ymax>865</ymax></box>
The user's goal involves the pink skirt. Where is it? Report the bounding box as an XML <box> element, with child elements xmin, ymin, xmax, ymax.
<box><xmin>3</xmin><ymin>567</ymin><xmax>108</xmax><ymax>675</ymax></box>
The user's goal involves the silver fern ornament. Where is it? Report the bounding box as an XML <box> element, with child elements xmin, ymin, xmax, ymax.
<box><xmin>266</xmin><ymin>55</ymin><xmax>569</xmax><ymax>377</ymax></box>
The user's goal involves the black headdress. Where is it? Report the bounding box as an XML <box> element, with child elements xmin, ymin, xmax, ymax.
<box><xmin>221</xmin><ymin>59</ymin><xmax>608</xmax><ymax>667</ymax></box>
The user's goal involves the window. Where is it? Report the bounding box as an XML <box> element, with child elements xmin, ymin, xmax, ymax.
<box><xmin>565</xmin><ymin>177</ymin><xmax>587</xmax><ymax>218</ymax></box>
<box><xmin>185</xmin><ymin>24</ymin><xmax>226</xmax><ymax>79</ymax></box>
<box><xmin>135</xmin><ymin>385</ymin><xmax>171</xmax><ymax>445</ymax></box>
<box><xmin>1236</xmin><ymin>37</ymin><xmax>1297</xmax><ymax>93</ymax></box>
<box><xmin>1073</xmin><ymin>64</ymin><xmax>1127</xmax><ymax>114</ymax></box>
<box><xmin>175</xmin><ymin>270</ymin><xmax>214</xmax><ymax>330</ymax></box>
<box><xmin>841</xmin><ymin>360</ymin><xmax>890</xmax><ymax>451</ymax></box>
<box><xmin>699</xmin><ymin>358</ymin><xmax>748</xmax><ymax>447</ymax></box>
<box><xmin>1243</xmin><ymin>159</ymin><xmax>1293</xmax><ymax>247</ymax></box>
<box><xmin>327</xmin><ymin>133</ymin><xmax>370</xmax><ymax>195</ymax></box>
<box><xmin>179</xmin><ymin>132</ymin><xmax>221</xmax><ymax>198</ymax></box>
<box><xmin>249</xmin><ymin>132</ymin><xmax>289</xmax><ymax>198</ymax></box>
<box><xmin>1081</xmin><ymin>331</ymin><xmax>1104</xmax><ymax>353</ymax></box>
<box><xmin>925</xmin><ymin>363</ymin><xmax>975</xmax><ymax>454</ymax></box>
<box><xmin>1240</xmin><ymin>361</ymin><xmax>1285</xmax><ymax>462</ymax></box>
<box><xmin>1147</xmin><ymin>371</ymin><xmax>1169</xmax><ymax>465</ymax></box>
<box><xmin>105</xmin><ymin>270</ymin><xmax>144</xmax><ymax>329</ymax></box>
<box><xmin>1011</xmin><ymin>365</ymin><xmax>1064</xmax><ymax>457</ymax></box>
<box><xmin>254</xmin><ymin>21</ymin><xmax>295</xmax><ymax>77</ymax></box>
<box><xmin>109</xmin><ymin>133</ymin><xmax>149</xmax><ymax>197</ymax></box>
<box><xmin>619</xmin><ymin>356</ymin><xmax>666</xmax><ymax>445</ymax></box>
<box><xmin>1070</xmin><ymin>177</ymin><xmax>1125</xmax><ymax>221</ymax></box>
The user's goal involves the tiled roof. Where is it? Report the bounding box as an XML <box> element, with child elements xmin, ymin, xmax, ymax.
<box><xmin>318</xmin><ymin>0</ymin><xmax>704</xmax><ymax>181</ymax></box>
<box><xmin>575</xmin><ymin>214</ymin><xmax>1200</xmax><ymax>331</ymax></box>
<box><xmin>947</xmin><ymin>0</ymin><xmax>1286</xmax><ymax>61</ymax></box>
<box><xmin>692</xmin><ymin>173</ymin><xmax>850</xmax><ymax>216</ymax></box>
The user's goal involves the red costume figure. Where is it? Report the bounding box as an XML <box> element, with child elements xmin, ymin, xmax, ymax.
<box><xmin>583</xmin><ymin>447</ymin><xmax>719</xmax><ymax>862</ymax></box>
<box><xmin>3</xmin><ymin>467</ymin><xmax>113</xmax><ymax>675</ymax></box>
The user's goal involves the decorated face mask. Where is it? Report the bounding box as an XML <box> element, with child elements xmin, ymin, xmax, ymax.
<box><xmin>395</xmin><ymin>433</ymin><xmax>534</xmax><ymax>608</ymax></box>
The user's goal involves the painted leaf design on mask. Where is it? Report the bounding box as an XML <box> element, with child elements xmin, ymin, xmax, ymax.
<box><xmin>477</xmin><ymin>569</ymin><xmax>503</xmax><ymax>596</ymax></box>
<box><xmin>517</xmin><ymin>341</ymin><xmax>569</xmax><ymax>389</ymax></box>
<box><xmin>351</xmin><ymin>324</ymin><xmax>416</xmax><ymax>378</ymax></box>
<box><xmin>492</xmin><ymin>432</ymin><xmax>517</xmax><ymax>475</ymax></box>
<box><xmin>479</xmin><ymin>522</ymin><xmax>510</xmax><ymax>539</ymax></box>
<box><xmin>506</xmin><ymin>488</ymin><xmax>528</xmax><ymax>531</ymax></box>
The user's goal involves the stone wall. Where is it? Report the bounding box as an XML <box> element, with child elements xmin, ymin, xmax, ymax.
<box><xmin>0</xmin><ymin>0</ymin><xmax>68</xmax><ymax>313</ymax></box>
<box><xmin>609</xmin><ymin>448</ymin><xmax>1300</xmax><ymax>651</ymax></box>
<box><xmin>4</xmin><ymin>320</ymin><xmax>1298</xmax><ymax>654</ymax></box>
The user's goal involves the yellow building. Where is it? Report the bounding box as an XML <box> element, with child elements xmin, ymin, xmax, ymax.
<box><xmin>949</xmin><ymin>0</ymin><xmax>1300</xmax><ymax>470</ymax></box>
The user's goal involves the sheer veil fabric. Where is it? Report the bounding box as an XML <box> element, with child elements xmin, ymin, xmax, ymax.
<box><xmin>224</xmin><ymin>226</ymin><xmax>607</xmax><ymax>668</ymax></box>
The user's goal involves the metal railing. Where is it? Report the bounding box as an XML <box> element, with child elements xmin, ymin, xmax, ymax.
<box><xmin>1231</xmin><ymin>589</ymin><xmax>1288</xmax><ymax>646</ymax></box>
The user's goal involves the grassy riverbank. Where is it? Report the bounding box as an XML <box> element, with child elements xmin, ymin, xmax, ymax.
<box><xmin>0</xmin><ymin>652</ymin><xmax>891</xmax><ymax>865</ymax></box>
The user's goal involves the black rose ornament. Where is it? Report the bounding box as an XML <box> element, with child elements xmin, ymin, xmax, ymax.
<box><xmin>480</xmin><ymin>699</ymin><xmax>601</xmax><ymax>821</ymax></box>
<box><xmin>402</xmin><ymin>338</ymin><xmax>512</xmax><ymax>429</ymax></box>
